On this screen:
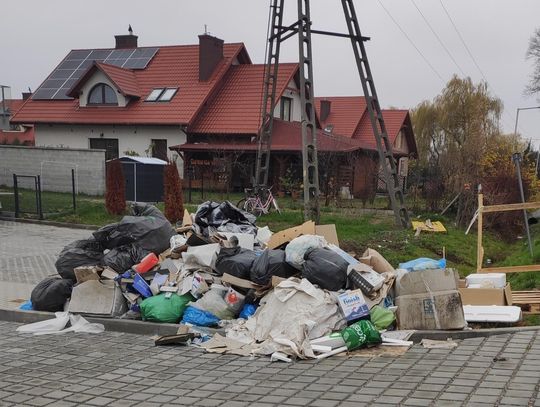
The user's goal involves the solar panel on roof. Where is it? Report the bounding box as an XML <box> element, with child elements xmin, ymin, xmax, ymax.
<box><xmin>32</xmin><ymin>47</ymin><xmax>159</xmax><ymax>100</ymax></box>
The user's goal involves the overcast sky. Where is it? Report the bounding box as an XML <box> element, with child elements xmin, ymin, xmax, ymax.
<box><xmin>1</xmin><ymin>0</ymin><xmax>539</xmax><ymax>143</ymax></box>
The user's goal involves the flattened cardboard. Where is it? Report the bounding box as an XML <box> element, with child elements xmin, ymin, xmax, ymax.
<box><xmin>222</xmin><ymin>273</ymin><xmax>259</xmax><ymax>289</ymax></box>
<box><xmin>458</xmin><ymin>280</ymin><xmax>512</xmax><ymax>306</ymax></box>
<box><xmin>183</xmin><ymin>209</ymin><xmax>193</xmax><ymax>227</ymax></box>
<box><xmin>359</xmin><ymin>248</ymin><xmax>395</xmax><ymax>274</ymax></box>
<box><xmin>267</xmin><ymin>221</ymin><xmax>315</xmax><ymax>249</ymax></box>
<box><xmin>315</xmin><ymin>224</ymin><xmax>339</xmax><ymax>247</ymax></box>
<box><xmin>68</xmin><ymin>280</ymin><xmax>127</xmax><ymax>317</ymax></box>
<box><xmin>74</xmin><ymin>266</ymin><xmax>101</xmax><ymax>284</ymax></box>
<box><xmin>100</xmin><ymin>267</ymin><xmax>119</xmax><ymax>280</ymax></box>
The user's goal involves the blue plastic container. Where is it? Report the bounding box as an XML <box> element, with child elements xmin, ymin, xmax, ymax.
<box><xmin>132</xmin><ymin>273</ymin><xmax>153</xmax><ymax>298</ymax></box>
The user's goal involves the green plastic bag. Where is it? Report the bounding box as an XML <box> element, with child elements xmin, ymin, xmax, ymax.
<box><xmin>370</xmin><ymin>305</ymin><xmax>396</xmax><ymax>330</ymax></box>
<box><xmin>140</xmin><ymin>293</ymin><xmax>195</xmax><ymax>324</ymax></box>
<box><xmin>340</xmin><ymin>320</ymin><xmax>382</xmax><ymax>351</ymax></box>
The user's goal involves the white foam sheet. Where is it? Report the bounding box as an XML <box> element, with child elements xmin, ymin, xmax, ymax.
<box><xmin>463</xmin><ymin>305</ymin><xmax>522</xmax><ymax>323</ymax></box>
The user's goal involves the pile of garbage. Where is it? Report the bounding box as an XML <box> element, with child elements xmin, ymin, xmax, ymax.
<box><xmin>23</xmin><ymin>200</ymin><xmax>495</xmax><ymax>360</ymax></box>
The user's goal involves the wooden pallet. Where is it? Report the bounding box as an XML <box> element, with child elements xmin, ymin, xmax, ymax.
<box><xmin>512</xmin><ymin>291</ymin><xmax>540</xmax><ymax>314</ymax></box>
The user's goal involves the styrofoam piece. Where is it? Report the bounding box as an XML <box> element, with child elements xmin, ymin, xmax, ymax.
<box><xmin>465</xmin><ymin>273</ymin><xmax>506</xmax><ymax>289</ymax></box>
<box><xmin>270</xmin><ymin>352</ymin><xmax>292</xmax><ymax>363</ymax></box>
<box><xmin>463</xmin><ymin>305</ymin><xmax>522</xmax><ymax>323</ymax></box>
<box><xmin>381</xmin><ymin>342</ymin><xmax>412</xmax><ymax>347</ymax></box>
<box><xmin>310</xmin><ymin>333</ymin><xmax>346</xmax><ymax>349</ymax></box>
<box><xmin>382</xmin><ymin>337</ymin><xmax>413</xmax><ymax>346</ymax></box>
<box><xmin>315</xmin><ymin>346</ymin><xmax>348</xmax><ymax>360</ymax></box>
<box><xmin>311</xmin><ymin>344</ymin><xmax>333</xmax><ymax>353</ymax></box>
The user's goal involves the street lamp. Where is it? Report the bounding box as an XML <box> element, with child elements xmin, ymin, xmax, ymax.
<box><xmin>513</xmin><ymin>106</ymin><xmax>540</xmax><ymax>258</ymax></box>
<box><xmin>514</xmin><ymin>106</ymin><xmax>540</xmax><ymax>138</ymax></box>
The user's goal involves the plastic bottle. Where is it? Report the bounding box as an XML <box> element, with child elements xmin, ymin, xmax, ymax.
<box><xmin>134</xmin><ymin>253</ymin><xmax>159</xmax><ymax>274</ymax></box>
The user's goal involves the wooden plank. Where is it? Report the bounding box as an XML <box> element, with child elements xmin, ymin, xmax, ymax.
<box><xmin>482</xmin><ymin>201</ymin><xmax>540</xmax><ymax>213</ymax></box>
<box><xmin>480</xmin><ymin>265</ymin><xmax>540</xmax><ymax>273</ymax></box>
<box><xmin>477</xmin><ymin>194</ymin><xmax>484</xmax><ymax>273</ymax></box>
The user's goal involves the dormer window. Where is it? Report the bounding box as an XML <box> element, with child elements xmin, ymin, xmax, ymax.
<box><xmin>88</xmin><ymin>83</ymin><xmax>118</xmax><ymax>105</ymax></box>
<box><xmin>146</xmin><ymin>87</ymin><xmax>178</xmax><ymax>102</ymax></box>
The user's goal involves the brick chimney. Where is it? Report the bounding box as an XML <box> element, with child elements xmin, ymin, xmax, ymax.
<box><xmin>199</xmin><ymin>34</ymin><xmax>224</xmax><ymax>82</ymax></box>
<box><xmin>320</xmin><ymin>99</ymin><xmax>331</xmax><ymax>121</ymax></box>
<box><xmin>22</xmin><ymin>92</ymin><xmax>32</xmax><ymax>100</ymax></box>
<box><xmin>115</xmin><ymin>34</ymin><xmax>138</xmax><ymax>49</ymax></box>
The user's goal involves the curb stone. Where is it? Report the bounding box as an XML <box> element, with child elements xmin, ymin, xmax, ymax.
<box><xmin>0</xmin><ymin>216</ymin><xmax>99</xmax><ymax>230</ymax></box>
<box><xmin>2</xmin><ymin>308</ymin><xmax>539</xmax><ymax>343</ymax></box>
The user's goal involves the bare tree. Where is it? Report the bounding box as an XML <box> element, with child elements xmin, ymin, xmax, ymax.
<box><xmin>526</xmin><ymin>27</ymin><xmax>540</xmax><ymax>96</ymax></box>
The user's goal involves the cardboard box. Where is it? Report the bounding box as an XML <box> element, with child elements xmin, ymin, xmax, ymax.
<box><xmin>337</xmin><ymin>289</ymin><xmax>370</xmax><ymax>322</ymax></box>
<box><xmin>458</xmin><ymin>280</ymin><xmax>512</xmax><ymax>306</ymax></box>
<box><xmin>267</xmin><ymin>221</ymin><xmax>316</xmax><ymax>249</ymax></box>
<box><xmin>396</xmin><ymin>290</ymin><xmax>466</xmax><ymax>330</ymax></box>
<box><xmin>395</xmin><ymin>268</ymin><xmax>459</xmax><ymax>297</ymax></box>
<box><xmin>315</xmin><ymin>224</ymin><xmax>339</xmax><ymax>247</ymax></box>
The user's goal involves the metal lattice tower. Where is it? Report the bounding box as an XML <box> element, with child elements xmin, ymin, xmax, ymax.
<box><xmin>255</xmin><ymin>0</ymin><xmax>285</xmax><ymax>191</ymax></box>
<box><xmin>254</xmin><ymin>0</ymin><xmax>410</xmax><ymax>227</ymax></box>
<box><xmin>341</xmin><ymin>0</ymin><xmax>410</xmax><ymax>227</ymax></box>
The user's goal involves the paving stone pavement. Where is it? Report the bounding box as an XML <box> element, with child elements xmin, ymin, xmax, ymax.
<box><xmin>1</xmin><ymin>221</ymin><xmax>540</xmax><ymax>406</ymax></box>
<box><xmin>0</xmin><ymin>321</ymin><xmax>538</xmax><ymax>407</ymax></box>
<box><xmin>0</xmin><ymin>220</ymin><xmax>90</xmax><ymax>284</ymax></box>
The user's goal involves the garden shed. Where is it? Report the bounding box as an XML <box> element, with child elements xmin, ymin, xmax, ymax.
<box><xmin>118</xmin><ymin>156</ymin><xmax>167</xmax><ymax>202</ymax></box>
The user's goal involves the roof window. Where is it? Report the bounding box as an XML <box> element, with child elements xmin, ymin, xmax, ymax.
<box><xmin>146</xmin><ymin>87</ymin><xmax>178</xmax><ymax>102</ymax></box>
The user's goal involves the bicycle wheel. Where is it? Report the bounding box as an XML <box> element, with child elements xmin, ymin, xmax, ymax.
<box><xmin>246</xmin><ymin>199</ymin><xmax>266</xmax><ymax>217</ymax></box>
<box><xmin>237</xmin><ymin>198</ymin><xmax>246</xmax><ymax>210</ymax></box>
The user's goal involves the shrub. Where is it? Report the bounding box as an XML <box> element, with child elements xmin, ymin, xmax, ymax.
<box><xmin>105</xmin><ymin>160</ymin><xmax>126</xmax><ymax>215</ymax></box>
<box><xmin>163</xmin><ymin>160</ymin><xmax>184</xmax><ymax>224</ymax></box>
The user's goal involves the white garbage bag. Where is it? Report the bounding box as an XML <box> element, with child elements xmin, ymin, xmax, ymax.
<box><xmin>285</xmin><ymin>235</ymin><xmax>327</xmax><ymax>269</ymax></box>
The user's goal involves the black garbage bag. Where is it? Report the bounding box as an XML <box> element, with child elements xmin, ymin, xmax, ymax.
<box><xmin>93</xmin><ymin>203</ymin><xmax>175</xmax><ymax>253</ymax></box>
<box><xmin>195</xmin><ymin>201</ymin><xmax>257</xmax><ymax>237</ymax></box>
<box><xmin>215</xmin><ymin>246</ymin><xmax>258</xmax><ymax>279</ymax></box>
<box><xmin>302</xmin><ymin>247</ymin><xmax>349</xmax><ymax>291</ymax></box>
<box><xmin>31</xmin><ymin>277</ymin><xmax>73</xmax><ymax>312</ymax></box>
<box><xmin>250</xmin><ymin>249</ymin><xmax>298</xmax><ymax>285</ymax></box>
<box><xmin>102</xmin><ymin>244</ymin><xmax>150</xmax><ymax>273</ymax></box>
<box><xmin>55</xmin><ymin>238</ymin><xmax>104</xmax><ymax>281</ymax></box>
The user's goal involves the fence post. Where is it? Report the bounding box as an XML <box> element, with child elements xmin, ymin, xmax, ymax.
<box><xmin>13</xmin><ymin>174</ymin><xmax>19</xmax><ymax>218</ymax></box>
<box><xmin>71</xmin><ymin>168</ymin><xmax>77</xmax><ymax>211</ymax></box>
<box><xmin>37</xmin><ymin>175</ymin><xmax>43</xmax><ymax>220</ymax></box>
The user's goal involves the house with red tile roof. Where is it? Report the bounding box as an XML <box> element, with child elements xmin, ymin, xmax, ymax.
<box><xmin>11</xmin><ymin>30</ymin><xmax>416</xmax><ymax>198</ymax></box>
<box><xmin>0</xmin><ymin>97</ymin><xmax>34</xmax><ymax>145</ymax></box>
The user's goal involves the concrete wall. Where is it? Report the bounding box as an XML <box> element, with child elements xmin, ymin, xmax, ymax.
<box><xmin>0</xmin><ymin>145</ymin><xmax>106</xmax><ymax>195</ymax></box>
<box><xmin>34</xmin><ymin>124</ymin><xmax>186</xmax><ymax>176</ymax></box>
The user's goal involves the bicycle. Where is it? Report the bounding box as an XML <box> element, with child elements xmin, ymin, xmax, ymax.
<box><xmin>237</xmin><ymin>186</ymin><xmax>281</xmax><ymax>216</ymax></box>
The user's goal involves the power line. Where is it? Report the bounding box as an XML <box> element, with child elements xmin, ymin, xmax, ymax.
<box><xmin>436</xmin><ymin>0</ymin><xmax>517</xmax><ymax>131</ymax></box>
<box><xmin>437</xmin><ymin>0</ymin><xmax>488</xmax><ymax>82</ymax></box>
<box><xmin>376</xmin><ymin>0</ymin><xmax>446</xmax><ymax>84</ymax></box>
<box><xmin>410</xmin><ymin>0</ymin><xmax>467</xmax><ymax>77</ymax></box>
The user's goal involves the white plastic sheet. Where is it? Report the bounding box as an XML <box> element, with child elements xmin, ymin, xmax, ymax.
<box><xmin>16</xmin><ymin>312</ymin><xmax>105</xmax><ymax>335</ymax></box>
